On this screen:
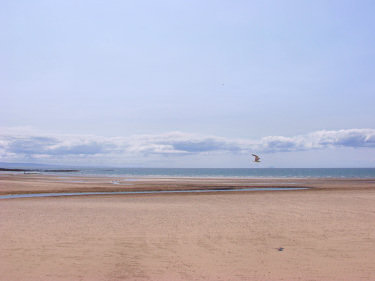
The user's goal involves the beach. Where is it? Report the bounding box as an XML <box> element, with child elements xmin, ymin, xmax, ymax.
<box><xmin>1</xmin><ymin>174</ymin><xmax>375</xmax><ymax>281</ymax></box>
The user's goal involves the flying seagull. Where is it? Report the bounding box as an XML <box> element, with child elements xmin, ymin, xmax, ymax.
<box><xmin>251</xmin><ymin>154</ymin><xmax>261</xmax><ymax>163</ymax></box>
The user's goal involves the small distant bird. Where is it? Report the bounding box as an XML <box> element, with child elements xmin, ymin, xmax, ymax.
<box><xmin>251</xmin><ymin>154</ymin><xmax>261</xmax><ymax>163</ymax></box>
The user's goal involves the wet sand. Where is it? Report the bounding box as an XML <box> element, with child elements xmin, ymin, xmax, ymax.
<box><xmin>1</xmin><ymin>174</ymin><xmax>375</xmax><ymax>280</ymax></box>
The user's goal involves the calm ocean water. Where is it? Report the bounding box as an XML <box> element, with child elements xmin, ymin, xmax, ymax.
<box><xmin>69</xmin><ymin>168</ymin><xmax>375</xmax><ymax>178</ymax></box>
<box><xmin>2</xmin><ymin>166</ymin><xmax>375</xmax><ymax>178</ymax></box>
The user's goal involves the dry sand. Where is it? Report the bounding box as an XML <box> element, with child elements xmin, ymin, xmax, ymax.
<box><xmin>0</xmin><ymin>174</ymin><xmax>375</xmax><ymax>281</ymax></box>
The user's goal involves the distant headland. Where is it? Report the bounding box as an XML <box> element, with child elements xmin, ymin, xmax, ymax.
<box><xmin>0</xmin><ymin>168</ymin><xmax>79</xmax><ymax>173</ymax></box>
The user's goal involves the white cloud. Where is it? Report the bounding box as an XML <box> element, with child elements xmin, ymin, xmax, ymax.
<box><xmin>0</xmin><ymin>128</ymin><xmax>374</xmax><ymax>164</ymax></box>
<box><xmin>257</xmin><ymin>129</ymin><xmax>375</xmax><ymax>152</ymax></box>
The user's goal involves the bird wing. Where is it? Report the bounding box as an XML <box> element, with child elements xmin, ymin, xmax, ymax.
<box><xmin>252</xmin><ymin>154</ymin><xmax>260</xmax><ymax>160</ymax></box>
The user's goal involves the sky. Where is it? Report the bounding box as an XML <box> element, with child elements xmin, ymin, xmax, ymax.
<box><xmin>1</xmin><ymin>0</ymin><xmax>375</xmax><ymax>167</ymax></box>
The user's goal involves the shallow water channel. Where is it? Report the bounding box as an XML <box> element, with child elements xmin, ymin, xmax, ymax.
<box><xmin>0</xmin><ymin>187</ymin><xmax>308</xmax><ymax>199</ymax></box>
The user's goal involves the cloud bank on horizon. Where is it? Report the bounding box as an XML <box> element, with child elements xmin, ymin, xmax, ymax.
<box><xmin>1</xmin><ymin>128</ymin><xmax>374</xmax><ymax>167</ymax></box>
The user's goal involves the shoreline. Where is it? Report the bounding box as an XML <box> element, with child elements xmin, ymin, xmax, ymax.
<box><xmin>2</xmin><ymin>167</ymin><xmax>375</xmax><ymax>180</ymax></box>
<box><xmin>1</xmin><ymin>173</ymin><xmax>374</xmax><ymax>195</ymax></box>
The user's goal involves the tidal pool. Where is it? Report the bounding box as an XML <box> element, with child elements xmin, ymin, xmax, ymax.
<box><xmin>0</xmin><ymin>187</ymin><xmax>308</xmax><ymax>199</ymax></box>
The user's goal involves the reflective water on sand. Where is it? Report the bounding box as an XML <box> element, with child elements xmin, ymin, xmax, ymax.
<box><xmin>0</xmin><ymin>187</ymin><xmax>308</xmax><ymax>199</ymax></box>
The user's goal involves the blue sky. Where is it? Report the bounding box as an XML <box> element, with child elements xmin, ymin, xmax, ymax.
<box><xmin>1</xmin><ymin>0</ymin><xmax>375</xmax><ymax>167</ymax></box>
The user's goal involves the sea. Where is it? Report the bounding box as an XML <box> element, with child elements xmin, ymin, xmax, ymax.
<box><xmin>18</xmin><ymin>167</ymin><xmax>375</xmax><ymax>178</ymax></box>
